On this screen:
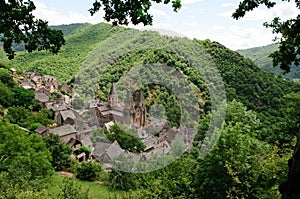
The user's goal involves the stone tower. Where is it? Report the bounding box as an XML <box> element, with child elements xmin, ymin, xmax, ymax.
<box><xmin>108</xmin><ymin>82</ymin><xmax>118</xmax><ymax>106</ymax></box>
<box><xmin>123</xmin><ymin>90</ymin><xmax>135</xmax><ymax>126</ymax></box>
<box><xmin>134</xmin><ymin>90</ymin><xmax>146</xmax><ymax>127</ymax></box>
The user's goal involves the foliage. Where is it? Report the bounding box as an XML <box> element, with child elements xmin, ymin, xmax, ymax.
<box><xmin>76</xmin><ymin>161</ymin><xmax>103</xmax><ymax>181</ymax></box>
<box><xmin>233</xmin><ymin>0</ymin><xmax>300</xmax><ymax>73</ymax></box>
<box><xmin>89</xmin><ymin>0</ymin><xmax>181</xmax><ymax>25</ymax></box>
<box><xmin>194</xmin><ymin>101</ymin><xmax>291</xmax><ymax>198</ymax></box>
<box><xmin>0</xmin><ymin>121</ymin><xmax>53</xmax><ymax>197</ymax></box>
<box><xmin>5</xmin><ymin>106</ymin><xmax>54</xmax><ymax>129</ymax></box>
<box><xmin>29</xmin><ymin>122</ymin><xmax>42</xmax><ymax>131</ymax></box>
<box><xmin>79</xmin><ymin>146</ymin><xmax>92</xmax><ymax>158</ymax></box>
<box><xmin>0</xmin><ymin>68</ymin><xmax>15</xmax><ymax>87</ymax></box>
<box><xmin>237</xmin><ymin>44</ymin><xmax>300</xmax><ymax>80</ymax></box>
<box><xmin>58</xmin><ymin>177</ymin><xmax>89</xmax><ymax>199</ymax></box>
<box><xmin>0</xmin><ymin>82</ymin><xmax>14</xmax><ymax>107</ymax></box>
<box><xmin>199</xmin><ymin>40</ymin><xmax>300</xmax><ymax>148</ymax></box>
<box><xmin>0</xmin><ymin>0</ymin><xmax>65</xmax><ymax>59</ymax></box>
<box><xmin>109</xmin><ymin>168</ymin><xmax>139</xmax><ymax>191</ymax></box>
<box><xmin>0</xmin><ymin>23</ymin><xmax>123</xmax><ymax>82</ymax></box>
<box><xmin>107</xmin><ymin>124</ymin><xmax>146</xmax><ymax>153</ymax></box>
<box><xmin>43</xmin><ymin>133</ymin><xmax>73</xmax><ymax>171</ymax></box>
<box><xmin>50</xmin><ymin>23</ymin><xmax>89</xmax><ymax>36</ymax></box>
<box><xmin>0</xmin><ymin>83</ymin><xmax>37</xmax><ymax>108</ymax></box>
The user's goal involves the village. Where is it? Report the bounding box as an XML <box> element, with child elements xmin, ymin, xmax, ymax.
<box><xmin>16</xmin><ymin>69</ymin><xmax>194</xmax><ymax>166</ymax></box>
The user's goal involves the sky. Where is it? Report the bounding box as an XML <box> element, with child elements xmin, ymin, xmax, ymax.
<box><xmin>32</xmin><ymin>0</ymin><xmax>299</xmax><ymax>50</ymax></box>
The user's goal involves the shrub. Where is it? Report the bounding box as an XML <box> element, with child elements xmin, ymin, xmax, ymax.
<box><xmin>78</xmin><ymin>146</ymin><xmax>91</xmax><ymax>158</ymax></box>
<box><xmin>76</xmin><ymin>161</ymin><xmax>102</xmax><ymax>181</ymax></box>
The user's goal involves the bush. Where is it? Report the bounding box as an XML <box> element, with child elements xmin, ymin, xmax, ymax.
<box><xmin>76</xmin><ymin>161</ymin><xmax>102</xmax><ymax>181</ymax></box>
<box><xmin>58</xmin><ymin>177</ymin><xmax>89</xmax><ymax>199</ymax></box>
<box><xmin>78</xmin><ymin>146</ymin><xmax>91</xmax><ymax>158</ymax></box>
<box><xmin>29</xmin><ymin>123</ymin><xmax>41</xmax><ymax>131</ymax></box>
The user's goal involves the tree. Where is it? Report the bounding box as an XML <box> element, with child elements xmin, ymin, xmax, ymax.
<box><xmin>233</xmin><ymin>0</ymin><xmax>300</xmax><ymax>73</ymax></box>
<box><xmin>279</xmin><ymin>92</ymin><xmax>300</xmax><ymax>199</ymax></box>
<box><xmin>0</xmin><ymin>121</ymin><xmax>53</xmax><ymax>197</ymax></box>
<box><xmin>89</xmin><ymin>0</ymin><xmax>181</xmax><ymax>25</ymax></box>
<box><xmin>43</xmin><ymin>133</ymin><xmax>73</xmax><ymax>171</ymax></box>
<box><xmin>78</xmin><ymin>146</ymin><xmax>92</xmax><ymax>158</ymax></box>
<box><xmin>0</xmin><ymin>0</ymin><xmax>65</xmax><ymax>59</ymax></box>
<box><xmin>108</xmin><ymin>124</ymin><xmax>146</xmax><ymax>152</ymax></box>
<box><xmin>194</xmin><ymin>101</ymin><xmax>290</xmax><ymax>198</ymax></box>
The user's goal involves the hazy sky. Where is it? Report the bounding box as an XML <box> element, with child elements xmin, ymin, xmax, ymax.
<box><xmin>32</xmin><ymin>0</ymin><xmax>299</xmax><ymax>50</ymax></box>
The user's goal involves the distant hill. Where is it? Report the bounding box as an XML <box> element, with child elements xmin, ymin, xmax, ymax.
<box><xmin>0</xmin><ymin>23</ymin><xmax>89</xmax><ymax>52</ymax></box>
<box><xmin>0</xmin><ymin>23</ymin><xmax>125</xmax><ymax>81</ymax></box>
<box><xmin>49</xmin><ymin>23</ymin><xmax>90</xmax><ymax>36</ymax></box>
<box><xmin>237</xmin><ymin>44</ymin><xmax>300</xmax><ymax>80</ymax></box>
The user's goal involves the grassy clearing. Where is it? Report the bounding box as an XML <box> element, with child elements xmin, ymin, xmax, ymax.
<box><xmin>47</xmin><ymin>173</ymin><xmax>141</xmax><ymax>199</ymax></box>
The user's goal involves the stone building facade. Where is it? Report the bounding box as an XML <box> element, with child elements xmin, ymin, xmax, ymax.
<box><xmin>97</xmin><ymin>83</ymin><xmax>147</xmax><ymax>128</ymax></box>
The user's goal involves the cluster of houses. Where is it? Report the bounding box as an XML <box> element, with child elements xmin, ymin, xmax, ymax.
<box><xmin>18</xmin><ymin>71</ymin><xmax>194</xmax><ymax>166</ymax></box>
<box><xmin>19</xmin><ymin>71</ymin><xmax>92</xmax><ymax>161</ymax></box>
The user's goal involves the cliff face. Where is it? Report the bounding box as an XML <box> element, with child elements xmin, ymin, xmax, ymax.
<box><xmin>280</xmin><ymin>135</ymin><xmax>300</xmax><ymax>199</ymax></box>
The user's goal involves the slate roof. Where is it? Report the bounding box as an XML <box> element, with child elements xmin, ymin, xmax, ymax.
<box><xmin>143</xmin><ymin>135</ymin><xmax>158</xmax><ymax>151</ymax></box>
<box><xmin>67</xmin><ymin>138</ymin><xmax>82</xmax><ymax>147</ymax></box>
<box><xmin>34</xmin><ymin>125</ymin><xmax>48</xmax><ymax>135</ymax></box>
<box><xmin>46</xmin><ymin>101</ymin><xmax>68</xmax><ymax>111</ymax></box>
<box><xmin>80</xmin><ymin>136</ymin><xmax>93</xmax><ymax>148</ymax></box>
<box><xmin>105</xmin><ymin>140</ymin><xmax>123</xmax><ymax>161</ymax></box>
<box><xmin>93</xmin><ymin>141</ymin><xmax>111</xmax><ymax>160</ymax></box>
<box><xmin>92</xmin><ymin>140</ymin><xmax>123</xmax><ymax>162</ymax></box>
<box><xmin>49</xmin><ymin>124</ymin><xmax>77</xmax><ymax>137</ymax></box>
<box><xmin>97</xmin><ymin>105</ymin><xmax>123</xmax><ymax>117</ymax></box>
<box><xmin>60</xmin><ymin>110</ymin><xmax>76</xmax><ymax>121</ymax></box>
<box><xmin>35</xmin><ymin>92</ymin><xmax>50</xmax><ymax>103</ymax></box>
<box><xmin>21</xmin><ymin>79</ymin><xmax>32</xmax><ymax>87</ymax></box>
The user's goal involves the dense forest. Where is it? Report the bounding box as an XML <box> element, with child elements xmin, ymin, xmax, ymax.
<box><xmin>0</xmin><ymin>23</ymin><xmax>299</xmax><ymax>198</ymax></box>
<box><xmin>237</xmin><ymin>44</ymin><xmax>300</xmax><ymax>81</ymax></box>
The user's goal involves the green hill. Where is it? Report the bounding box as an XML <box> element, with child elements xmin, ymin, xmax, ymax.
<box><xmin>0</xmin><ymin>23</ymin><xmax>125</xmax><ymax>81</ymax></box>
<box><xmin>49</xmin><ymin>23</ymin><xmax>90</xmax><ymax>36</ymax></box>
<box><xmin>237</xmin><ymin>44</ymin><xmax>300</xmax><ymax>80</ymax></box>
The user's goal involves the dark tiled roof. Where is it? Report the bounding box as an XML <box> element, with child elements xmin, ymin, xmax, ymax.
<box><xmin>49</xmin><ymin>124</ymin><xmax>77</xmax><ymax>137</ymax></box>
<box><xmin>93</xmin><ymin>141</ymin><xmax>111</xmax><ymax>159</ymax></box>
<box><xmin>35</xmin><ymin>125</ymin><xmax>48</xmax><ymax>135</ymax></box>
<box><xmin>60</xmin><ymin>110</ymin><xmax>76</xmax><ymax>120</ymax></box>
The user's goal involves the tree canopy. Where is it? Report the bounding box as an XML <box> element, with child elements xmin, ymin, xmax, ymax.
<box><xmin>0</xmin><ymin>0</ymin><xmax>65</xmax><ymax>59</ymax></box>
<box><xmin>89</xmin><ymin>0</ymin><xmax>181</xmax><ymax>25</ymax></box>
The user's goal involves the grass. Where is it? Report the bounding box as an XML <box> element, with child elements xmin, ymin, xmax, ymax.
<box><xmin>46</xmin><ymin>173</ymin><xmax>141</xmax><ymax>199</ymax></box>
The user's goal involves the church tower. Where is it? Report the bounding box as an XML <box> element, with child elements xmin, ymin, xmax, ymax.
<box><xmin>122</xmin><ymin>90</ymin><xmax>135</xmax><ymax>126</ymax></box>
<box><xmin>108</xmin><ymin>82</ymin><xmax>119</xmax><ymax>106</ymax></box>
<box><xmin>134</xmin><ymin>90</ymin><xmax>146</xmax><ymax>127</ymax></box>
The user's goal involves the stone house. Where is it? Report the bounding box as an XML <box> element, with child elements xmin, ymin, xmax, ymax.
<box><xmin>49</xmin><ymin>124</ymin><xmax>77</xmax><ymax>144</ymax></box>
<box><xmin>55</xmin><ymin>109</ymin><xmax>77</xmax><ymax>126</ymax></box>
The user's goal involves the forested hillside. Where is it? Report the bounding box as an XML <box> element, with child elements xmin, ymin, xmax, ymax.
<box><xmin>1</xmin><ymin>23</ymin><xmax>300</xmax><ymax>198</ymax></box>
<box><xmin>237</xmin><ymin>44</ymin><xmax>300</xmax><ymax>81</ymax></box>
<box><xmin>0</xmin><ymin>23</ymin><xmax>125</xmax><ymax>81</ymax></box>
